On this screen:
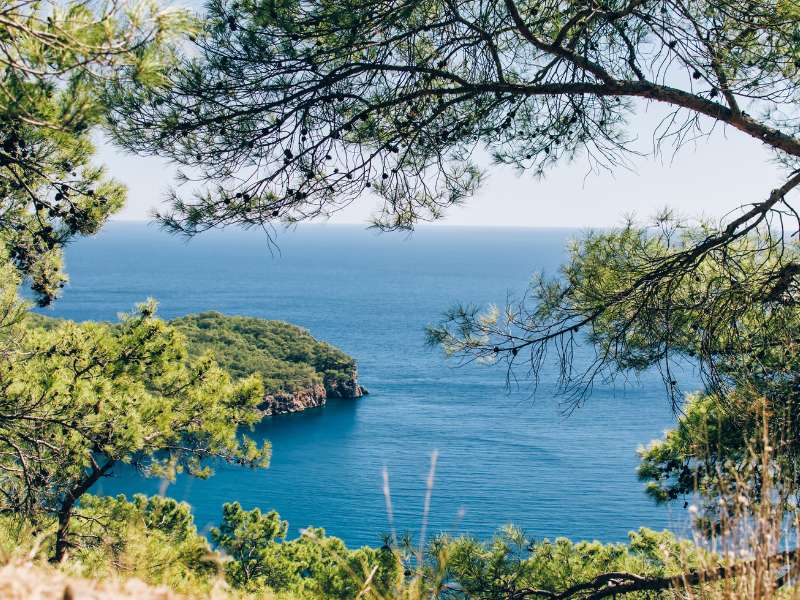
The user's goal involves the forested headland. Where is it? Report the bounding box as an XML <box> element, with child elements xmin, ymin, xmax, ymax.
<box><xmin>28</xmin><ymin>310</ymin><xmax>366</xmax><ymax>414</ymax></box>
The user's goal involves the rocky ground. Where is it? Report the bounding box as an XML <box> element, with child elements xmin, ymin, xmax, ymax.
<box><xmin>0</xmin><ymin>562</ymin><xmax>193</xmax><ymax>600</ymax></box>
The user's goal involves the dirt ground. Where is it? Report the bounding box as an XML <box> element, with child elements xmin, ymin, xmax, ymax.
<box><xmin>0</xmin><ymin>562</ymin><xmax>186</xmax><ymax>600</ymax></box>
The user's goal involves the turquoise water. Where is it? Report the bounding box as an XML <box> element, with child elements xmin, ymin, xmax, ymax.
<box><xmin>37</xmin><ymin>223</ymin><xmax>693</xmax><ymax>547</ymax></box>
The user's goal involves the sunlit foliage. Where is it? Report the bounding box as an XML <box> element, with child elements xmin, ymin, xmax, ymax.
<box><xmin>0</xmin><ymin>0</ymin><xmax>191</xmax><ymax>304</ymax></box>
<box><xmin>0</xmin><ymin>267</ymin><xmax>269</xmax><ymax>561</ymax></box>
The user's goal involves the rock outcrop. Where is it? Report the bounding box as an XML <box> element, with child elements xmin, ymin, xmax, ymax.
<box><xmin>261</xmin><ymin>383</ymin><xmax>327</xmax><ymax>416</ymax></box>
<box><xmin>260</xmin><ymin>370</ymin><xmax>368</xmax><ymax>416</ymax></box>
<box><xmin>324</xmin><ymin>368</ymin><xmax>368</xmax><ymax>399</ymax></box>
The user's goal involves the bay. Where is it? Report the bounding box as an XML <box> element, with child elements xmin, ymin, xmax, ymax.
<box><xmin>36</xmin><ymin>222</ymin><xmax>692</xmax><ymax>547</ymax></box>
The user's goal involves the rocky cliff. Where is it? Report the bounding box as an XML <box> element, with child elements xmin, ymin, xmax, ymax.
<box><xmin>170</xmin><ymin>312</ymin><xmax>369</xmax><ymax>418</ymax></box>
<box><xmin>325</xmin><ymin>368</ymin><xmax>368</xmax><ymax>399</ymax></box>
<box><xmin>261</xmin><ymin>370</ymin><xmax>368</xmax><ymax>416</ymax></box>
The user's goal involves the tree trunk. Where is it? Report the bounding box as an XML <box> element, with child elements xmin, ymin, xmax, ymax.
<box><xmin>52</xmin><ymin>459</ymin><xmax>115</xmax><ymax>563</ymax></box>
<box><xmin>53</xmin><ymin>499</ymin><xmax>76</xmax><ymax>563</ymax></box>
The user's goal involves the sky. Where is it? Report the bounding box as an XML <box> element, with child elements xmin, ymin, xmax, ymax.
<box><xmin>103</xmin><ymin>102</ymin><xmax>785</xmax><ymax>229</ymax></box>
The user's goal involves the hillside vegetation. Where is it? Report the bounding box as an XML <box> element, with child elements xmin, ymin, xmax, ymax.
<box><xmin>27</xmin><ymin>311</ymin><xmax>358</xmax><ymax>395</ymax></box>
<box><xmin>171</xmin><ymin>312</ymin><xmax>357</xmax><ymax>394</ymax></box>
<box><xmin>0</xmin><ymin>496</ymin><xmax>708</xmax><ymax>600</ymax></box>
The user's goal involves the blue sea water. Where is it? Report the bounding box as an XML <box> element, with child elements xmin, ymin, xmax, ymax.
<box><xmin>36</xmin><ymin>222</ymin><xmax>694</xmax><ymax>547</ymax></box>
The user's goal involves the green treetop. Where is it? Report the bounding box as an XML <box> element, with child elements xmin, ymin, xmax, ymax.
<box><xmin>211</xmin><ymin>501</ymin><xmax>402</xmax><ymax>597</ymax></box>
<box><xmin>172</xmin><ymin>311</ymin><xmax>357</xmax><ymax>394</ymax></box>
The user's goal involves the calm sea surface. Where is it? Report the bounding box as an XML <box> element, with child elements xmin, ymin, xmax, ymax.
<box><xmin>36</xmin><ymin>222</ymin><xmax>695</xmax><ymax>547</ymax></box>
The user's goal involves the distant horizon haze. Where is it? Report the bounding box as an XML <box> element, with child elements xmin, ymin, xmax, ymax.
<box><xmin>105</xmin><ymin>218</ymin><xmax>600</xmax><ymax>229</ymax></box>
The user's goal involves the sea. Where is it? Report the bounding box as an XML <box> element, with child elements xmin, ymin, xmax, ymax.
<box><xmin>35</xmin><ymin>222</ymin><xmax>696</xmax><ymax>547</ymax></box>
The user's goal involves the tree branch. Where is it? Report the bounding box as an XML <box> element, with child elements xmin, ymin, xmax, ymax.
<box><xmin>510</xmin><ymin>548</ymin><xmax>798</xmax><ymax>599</ymax></box>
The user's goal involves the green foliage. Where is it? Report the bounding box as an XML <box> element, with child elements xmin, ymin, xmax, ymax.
<box><xmin>108</xmin><ymin>0</ymin><xmax>800</xmax><ymax>235</ymax></box>
<box><xmin>0</xmin><ymin>493</ymin><xmax>405</xmax><ymax>599</ymax></box>
<box><xmin>0</xmin><ymin>275</ymin><xmax>270</xmax><ymax>559</ymax></box>
<box><xmin>430</xmin><ymin>214</ymin><xmax>800</xmax><ymax>400</ymax></box>
<box><xmin>637</xmin><ymin>393</ymin><xmax>745</xmax><ymax>505</ymax></box>
<box><xmin>70</xmin><ymin>494</ymin><xmax>222</xmax><ymax>592</ymax></box>
<box><xmin>637</xmin><ymin>388</ymin><xmax>800</xmax><ymax>527</ymax></box>
<box><xmin>211</xmin><ymin>501</ymin><xmax>289</xmax><ymax>587</ymax></box>
<box><xmin>638</xmin><ymin>395</ymin><xmax>736</xmax><ymax>502</ymax></box>
<box><xmin>211</xmin><ymin>502</ymin><xmax>402</xmax><ymax>598</ymax></box>
<box><xmin>172</xmin><ymin>312</ymin><xmax>356</xmax><ymax>394</ymax></box>
<box><xmin>79</xmin><ymin>493</ymin><xmax>210</xmax><ymax>551</ymax></box>
<box><xmin>433</xmin><ymin>526</ymin><xmax>706</xmax><ymax>600</ymax></box>
<box><xmin>0</xmin><ymin>494</ymin><xmax>224</xmax><ymax>596</ymax></box>
<box><xmin>0</xmin><ymin>0</ymin><xmax>192</xmax><ymax>304</ymax></box>
<box><xmin>553</xmin><ymin>220</ymin><xmax>800</xmax><ymax>391</ymax></box>
<box><xmin>0</xmin><ymin>493</ymin><xmax>722</xmax><ymax>600</ymax></box>
<box><xmin>206</xmin><ymin>505</ymin><xmax>708</xmax><ymax>600</ymax></box>
<box><xmin>280</xmin><ymin>533</ymin><xmax>401</xmax><ymax>600</ymax></box>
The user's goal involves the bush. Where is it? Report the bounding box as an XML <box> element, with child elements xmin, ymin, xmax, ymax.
<box><xmin>211</xmin><ymin>502</ymin><xmax>402</xmax><ymax>599</ymax></box>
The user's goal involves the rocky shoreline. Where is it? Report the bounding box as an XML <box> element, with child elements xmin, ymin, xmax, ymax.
<box><xmin>260</xmin><ymin>369</ymin><xmax>368</xmax><ymax>416</ymax></box>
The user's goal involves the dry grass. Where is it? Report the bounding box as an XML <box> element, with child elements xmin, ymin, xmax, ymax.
<box><xmin>0</xmin><ymin>526</ymin><xmax>255</xmax><ymax>600</ymax></box>
<box><xmin>670</xmin><ymin>405</ymin><xmax>800</xmax><ymax>600</ymax></box>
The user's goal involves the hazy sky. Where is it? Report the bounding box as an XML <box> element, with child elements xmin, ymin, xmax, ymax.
<box><xmin>104</xmin><ymin>103</ymin><xmax>784</xmax><ymax>229</ymax></box>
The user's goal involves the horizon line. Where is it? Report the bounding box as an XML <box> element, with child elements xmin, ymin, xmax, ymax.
<box><xmin>107</xmin><ymin>218</ymin><xmax>605</xmax><ymax>231</ymax></box>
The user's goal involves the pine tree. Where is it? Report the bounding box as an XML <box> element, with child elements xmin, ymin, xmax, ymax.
<box><xmin>0</xmin><ymin>0</ymin><xmax>191</xmax><ymax>304</ymax></box>
<box><xmin>0</xmin><ymin>263</ymin><xmax>269</xmax><ymax>561</ymax></box>
<box><xmin>107</xmin><ymin>0</ymin><xmax>800</xmax><ymax>399</ymax></box>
